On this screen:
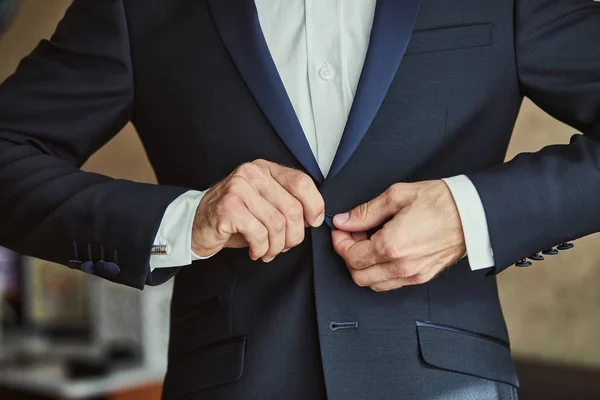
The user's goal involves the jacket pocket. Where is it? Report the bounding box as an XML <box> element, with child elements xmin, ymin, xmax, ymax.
<box><xmin>405</xmin><ymin>23</ymin><xmax>494</xmax><ymax>55</ymax></box>
<box><xmin>169</xmin><ymin>296</ymin><xmax>229</xmax><ymax>355</ymax></box>
<box><xmin>171</xmin><ymin>295</ymin><xmax>221</xmax><ymax>324</ymax></box>
<box><xmin>163</xmin><ymin>336</ymin><xmax>246</xmax><ymax>399</ymax></box>
<box><xmin>416</xmin><ymin>321</ymin><xmax>519</xmax><ymax>387</ymax></box>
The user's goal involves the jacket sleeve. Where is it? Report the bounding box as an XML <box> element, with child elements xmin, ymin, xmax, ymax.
<box><xmin>467</xmin><ymin>0</ymin><xmax>600</xmax><ymax>274</ymax></box>
<box><xmin>0</xmin><ymin>0</ymin><xmax>189</xmax><ymax>289</ymax></box>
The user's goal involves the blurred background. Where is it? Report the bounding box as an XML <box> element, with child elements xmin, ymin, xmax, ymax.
<box><xmin>1</xmin><ymin>1</ymin><xmax>599</xmax><ymax>399</ymax></box>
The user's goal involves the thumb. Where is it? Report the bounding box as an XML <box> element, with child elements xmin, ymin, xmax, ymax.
<box><xmin>333</xmin><ymin>188</ymin><xmax>406</xmax><ymax>231</ymax></box>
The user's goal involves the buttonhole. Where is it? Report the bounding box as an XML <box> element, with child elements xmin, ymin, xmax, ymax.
<box><xmin>329</xmin><ymin>321</ymin><xmax>359</xmax><ymax>331</ymax></box>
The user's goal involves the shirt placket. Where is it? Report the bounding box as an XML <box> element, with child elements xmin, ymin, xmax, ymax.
<box><xmin>305</xmin><ymin>0</ymin><xmax>348</xmax><ymax>177</ymax></box>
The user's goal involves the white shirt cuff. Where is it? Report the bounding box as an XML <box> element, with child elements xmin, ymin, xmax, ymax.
<box><xmin>442</xmin><ymin>175</ymin><xmax>495</xmax><ymax>271</ymax></box>
<box><xmin>150</xmin><ymin>190</ymin><xmax>208</xmax><ymax>270</ymax></box>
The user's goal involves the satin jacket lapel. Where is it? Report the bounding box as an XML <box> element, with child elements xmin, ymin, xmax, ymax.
<box><xmin>208</xmin><ymin>0</ymin><xmax>324</xmax><ymax>183</ymax></box>
<box><xmin>326</xmin><ymin>0</ymin><xmax>422</xmax><ymax>181</ymax></box>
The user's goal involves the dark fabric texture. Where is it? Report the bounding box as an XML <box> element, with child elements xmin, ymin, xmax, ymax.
<box><xmin>0</xmin><ymin>0</ymin><xmax>596</xmax><ymax>398</ymax></box>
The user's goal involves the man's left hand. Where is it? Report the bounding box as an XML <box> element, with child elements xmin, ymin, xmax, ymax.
<box><xmin>332</xmin><ymin>180</ymin><xmax>466</xmax><ymax>292</ymax></box>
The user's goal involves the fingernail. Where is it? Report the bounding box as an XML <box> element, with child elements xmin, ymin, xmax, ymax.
<box><xmin>313</xmin><ymin>213</ymin><xmax>325</xmax><ymax>227</ymax></box>
<box><xmin>282</xmin><ymin>248</ymin><xmax>290</xmax><ymax>253</ymax></box>
<box><xmin>334</xmin><ymin>212</ymin><xmax>349</xmax><ymax>225</ymax></box>
<box><xmin>264</xmin><ymin>256</ymin><xmax>275</xmax><ymax>263</ymax></box>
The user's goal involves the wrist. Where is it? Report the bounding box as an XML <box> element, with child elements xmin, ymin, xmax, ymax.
<box><xmin>191</xmin><ymin>191</ymin><xmax>215</xmax><ymax>257</ymax></box>
<box><xmin>424</xmin><ymin>179</ymin><xmax>466</xmax><ymax>249</ymax></box>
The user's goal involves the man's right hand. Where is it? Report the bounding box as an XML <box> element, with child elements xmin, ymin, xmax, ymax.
<box><xmin>191</xmin><ymin>159</ymin><xmax>325</xmax><ymax>262</ymax></box>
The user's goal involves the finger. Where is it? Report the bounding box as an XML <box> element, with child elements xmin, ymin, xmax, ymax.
<box><xmin>370</xmin><ymin>268</ymin><xmax>437</xmax><ymax>292</ymax></box>
<box><xmin>252</xmin><ymin>178</ymin><xmax>306</xmax><ymax>251</ymax></box>
<box><xmin>331</xmin><ymin>229</ymin><xmax>383</xmax><ymax>270</ymax></box>
<box><xmin>269</xmin><ymin>165</ymin><xmax>325</xmax><ymax>228</ymax></box>
<box><xmin>239</xmin><ymin>183</ymin><xmax>287</xmax><ymax>262</ymax></box>
<box><xmin>370</xmin><ymin>279</ymin><xmax>406</xmax><ymax>292</ymax></box>
<box><xmin>349</xmin><ymin>255</ymin><xmax>433</xmax><ymax>287</ymax></box>
<box><xmin>333</xmin><ymin>184</ymin><xmax>413</xmax><ymax>232</ymax></box>
<box><xmin>226</xmin><ymin>201</ymin><xmax>270</xmax><ymax>261</ymax></box>
<box><xmin>225</xmin><ymin>233</ymin><xmax>250</xmax><ymax>249</ymax></box>
<box><xmin>348</xmin><ymin>261</ymin><xmax>409</xmax><ymax>287</ymax></box>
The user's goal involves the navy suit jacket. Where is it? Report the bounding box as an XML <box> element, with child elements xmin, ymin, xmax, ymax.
<box><xmin>0</xmin><ymin>0</ymin><xmax>598</xmax><ymax>399</ymax></box>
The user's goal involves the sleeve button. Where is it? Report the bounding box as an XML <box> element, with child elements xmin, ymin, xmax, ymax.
<box><xmin>542</xmin><ymin>248</ymin><xmax>559</xmax><ymax>255</ymax></box>
<box><xmin>515</xmin><ymin>259</ymin><xmax>532</xmax><ymax>267</ymax></box>
<box><xmin>81</xmin><ymin>260</ymin><xmax>95</xmax><ymax>274</ymax></box>
<box><xmin>557</xmin><ymin>242</ymin><xmax>574</xmax><ymax>250</ymax></box>
<box><xmin>528</xmin><ymin>253</ymin><xmax>544</xmax><ymax>261</ymax></box>
<box><xmin>103</xmin><ymin>262</ymin><xmax>120</xmax><ymax>278</ymax></box>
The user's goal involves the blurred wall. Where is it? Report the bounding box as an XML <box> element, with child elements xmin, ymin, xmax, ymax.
<box><xmin>499</xmin><ymin>108</ymin><xmax>600</xmax><ymax>367</ymax></box>
<box><xmin>0</xmin><ymin>0</ymin><xmax>157</xmax><ymax>184</ymax></box>
<box><xmin>1</xmin><ymin>0</ymin><xmax>599</xmax><ymax>369</ymax></box>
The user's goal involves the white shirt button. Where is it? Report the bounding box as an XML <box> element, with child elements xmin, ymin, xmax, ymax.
<box><xmin>319</xmin><ymin>63</ymin><xmax>334</xmax><ymax>81</ymax></box>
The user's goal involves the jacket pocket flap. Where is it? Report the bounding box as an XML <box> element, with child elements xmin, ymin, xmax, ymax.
<box><xmin>163</xmin><ymin>337</ymin><xmax>246</xmax><ymax>399</ymax></box>
<box><xmin>406</xmin><ymin>23</ymin><xmax>494</xmax><ymax>55</ymax></box>
<box><xmin>416</xmin><ymin>321</ymin><xmax>519</xmax><ymax>387</ymax></box>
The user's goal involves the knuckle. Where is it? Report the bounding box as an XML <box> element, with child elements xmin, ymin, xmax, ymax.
<box><xmin>351</xmin><ymin>273</ymin><xmax>369</xmax><ymax>287</ymax></box>
<box><xmin>249</xmin><ymin>222</ymin><xmax>268</xmax><ymax>242</ymax></box>
<box><xmin>384</xmin><ymin>184</ymin><xmax>396</xmax><ymax>199</ymax></box>
<box><xmin>252</xmin><ymin>158</ymin><xmax>269</xmax><ymax>167</ymax></box>
<box><xmin>237</xmin><ymin>162</ymin><xmax>260</xmax><ymax>177</ymax></box>
<box><xmin>215</xmin><ymin>221</ymin><xmax>229</xmax><ymax>236</ymax></box>
<box><xmin>375</xmin><ymin>234</ymin><xmax>400</xmax><ymax>260</ymax></box>
<box><xmin>255</xmin><ymin>229</ymin><xmax>268</xmax><ymax>243</ymax></box>
<box><xmin>286</xmin><ymin>203</ymin><xmax>304</xmax><ymax>222</ymax></box>
<box><xmin>294</xmin><ymin>174</ymin><xmax>314</xmax><ymax>191</ymax></box>
<box><xmin>226</xmin><ymin>175</ymin><xmax>247</xmax><ymax>193</ymax></box>
<box><xmin>382</xmin><ymin>245</ymin><xmax>400</xmax><ymax>260</ymax></box>
<box><xmin>385</xmin><ymin>184</ymin><xmax>402</xmax><ymax>204</ymax></box>
<box><xmin>218</xmin><ymin>193</ymin><xmax>241</xmax><ymax>214</ymax></box>
<box><xmin>270</xmin><ymin>214</ymin><xmax>286</xmax><ymax>232</ymax></box>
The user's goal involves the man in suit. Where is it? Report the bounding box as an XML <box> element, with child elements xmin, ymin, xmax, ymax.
<box><xmin>0</xmin><ymin>0</ymin><xmax>598</xmax><ymax>398</ymax></box>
